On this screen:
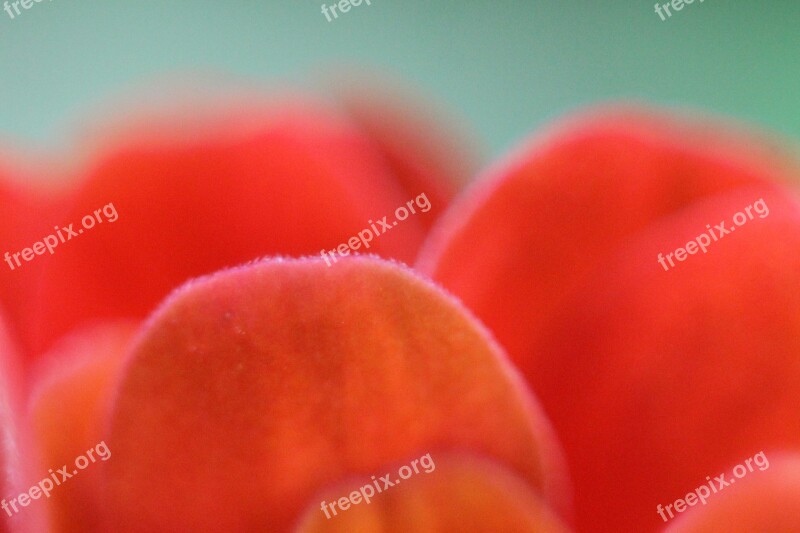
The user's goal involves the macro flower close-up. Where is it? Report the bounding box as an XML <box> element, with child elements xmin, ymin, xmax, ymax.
<box><xmin>2</xmin><ymin>95</ymin><xmax>799</xmax><ymax>532</ymax></box>
<box><xmin>1</xmin><ymin>3</ymin><xmax>799</xmax><ymax>532</ymax></box>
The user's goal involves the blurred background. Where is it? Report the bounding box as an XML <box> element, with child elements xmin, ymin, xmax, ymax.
<box><xmin>0</xmin><ymin>0</ymin><xmax>798</xmax><ymax>160</ymax></box>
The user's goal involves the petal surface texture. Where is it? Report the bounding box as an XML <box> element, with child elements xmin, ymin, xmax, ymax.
<box><xmin>102</xmin><ymin>256</ymin><xmax>568</xmax><ymax>532</ymax></box>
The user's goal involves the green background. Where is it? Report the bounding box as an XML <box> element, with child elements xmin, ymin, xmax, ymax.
<box><xmin>0</xmin><ymin>1</ymin><xmax>798</xmax><ymax>158</ymax></box>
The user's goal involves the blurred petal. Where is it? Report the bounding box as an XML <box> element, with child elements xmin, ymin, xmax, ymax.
<box><xmin>523</xmin><ymin>185</ymin><xmax>800</xmax><ymax>531</ymax></box>
<box><xmin>418</xmin><ymin>108</ymin><xmax>800</xmax><ymax>532</ymax></box>
<box><xmin>667</xmin><ymin>454</ymin><xmax>800</xmax><ymax>532</ymax></box>
<box><xmin>27</xmin><ymin>323</ymin><xmax>136</xmax><ymax>532</ymax></box>
<box><xmin>24</xmin><ymin>100</ymin><xmax>433</xmax><ymax>359</ymax></box>
<box><xmin>102</xmin><ymin>257</ymin><xmax>568</xmax><ymax>532</ymax></box>
<box><xmin>418</xmin><ymin>107</ymin><xmax>798</xmax><ymax>361</ymax></box>
<box><xmin>0</xmin><ymin>312</ymin><xmax>18</xmax><ymax>533</ymax></box>
<box><xmin>0</xmin><ymin>162</ymin><xmax>61</xmax><ymax>362</ymax></box>
<box><xmin>0</xmin><ymin>310</ymin><xmax>46</xmax><ymax>533</ymax></box>
<box><xmin>295</xmin><ymin>454</ymin><xmax>569</xmax><ymax>533</ymax></box>
<box><xmin>332</xmin><ymin>74</ymin><xmax>481</xmax><ymax>226</ymax></box>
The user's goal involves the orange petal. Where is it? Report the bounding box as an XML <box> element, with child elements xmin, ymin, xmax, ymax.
<box><xmin>26</xmin><ymin>323</ymin><xmax>136</xmax><ymax>532</ymax></box>
<box><xmin>667</xmin><ymin>454</ymin><xmax>800</xmax><ymax>532</ymax></box>
<box><xmin>23</xmin><ymin>100</ymin><xmax>432</xmax><ymax>359</ymax></box>
<box><xmin>0</xmin><ymin>310</ymin><xmax>47</xmax><ymax>533</ymax></box>
<box><xmin>101</xmin><ymin>256</ymin><xmax>569</xmax><ymax>532</ymax></box>
<box><xmin>295</xmin><ymin>454</ymin><xmax>569</xmax><ymax>532</ymax></box>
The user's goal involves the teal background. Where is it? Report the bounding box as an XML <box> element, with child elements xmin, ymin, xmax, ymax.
<box><xmin>0</xmin><ymin>1</ymin><xmax>798</xmax><ymax>157</ymax></box>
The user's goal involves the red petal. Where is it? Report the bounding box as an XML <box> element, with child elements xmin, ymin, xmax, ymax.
<box><xmin>23</xmin><ymin>101</ymin><xmax>433</xmax><ymax>359</ymax></box>
<box><xmin>0</xmin><ymin>162</ymin><xmax>61</xmax><ymax>363</ymax></box>
<box><xmin>527</xmin><ymin>186</ymin><xmax>800</xmax><ymax>531</ymax></box>
<box><xmin>101</xmin><ymin>257</ymin><xmax>568</xmax><ymax>531</ymax></box>
<box><xmin>418</xmin><ymin>108</ymin><xmax>796</xmax><ymax>361</ymax></box>
<box><xmin>419</xmin><ymin>108</ymin><xmax>800</xmax><ymax>532</ymax></box>
<box><xmin>295</xmin><ymin>454</ymin><xmax>569</xmax><ymax>532</ymax></box>
<box><xmin>333</xmin><ymin>75</ymin><xmax>480</xmax><ymax>227</ymax></box>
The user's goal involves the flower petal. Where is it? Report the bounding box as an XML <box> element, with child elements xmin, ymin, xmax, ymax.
<box><xmin>295</xmin><ymin>454</ymin><xmax>569</xmax><ymax>532</ymax></box>
<box><xmin>0</xmin><ymin>310</ymin><xmax>46</xmax><ymax>533</ymax></box>
<box><xmin>0</xmin><ymin>164</ymin><xmax>61</xmax><ymax>363</ymax></box>
<box><xmin>418</xmin><ymin>108</ymin><xmax>800</xmax><ymax>531</ymax></box>
<box><xmin>418</xmin><ymin>107</ymin><xmax>797</xmax><ymax>361</ymax></box>
<box><xmin>526</xmin><ymin>185</ymin><xmax>800</xmax><ymax>531</ymax></box>
<box><xmin>332</xmin><ymin>75</ymin><xmax>480</xmax><ymax>227</ymax></box>
<box><xmin>0</xmin><ymin>313</ymin><xmax>18</xmax><ymax>533</ymax></box>
<box><xmin>27</xmin><ymin>323</ymin><xmax>136</xmax><ymax>532</ymax></box>
<box><xmin>101</xmin><ymin>256</ymin><xmax>568</xmax><ymax>531</ymax></box>
<box><xmin>23</xmin><ymin>101</ymin><xmax>432</xmax><ymax>359</ymax></box>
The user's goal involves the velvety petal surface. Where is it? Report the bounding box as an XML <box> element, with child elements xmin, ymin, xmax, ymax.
<box><xmin>295</xmin><ymin>454</ymin><xmax>569</xmax><ymax>533</ymax></box>
<box><xmin>100</xmin><ymin>256</ymin><xmax>568</xmax><ymax>532</ymax></box>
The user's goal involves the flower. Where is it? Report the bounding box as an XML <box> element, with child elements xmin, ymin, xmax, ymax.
<box><xmin>0</xmin><ymin>93</ymin><xmax>472</xmax><ymax>363</ymax></box>
<box><xmin>2</xmin><ymin>90</ymin><xmax>799</xmax><ymax>532</ymax></box>
<box><xmin>0</xmin><ymin>90</ymin><xmax>567</xmax><ymax>532</ymax></box>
